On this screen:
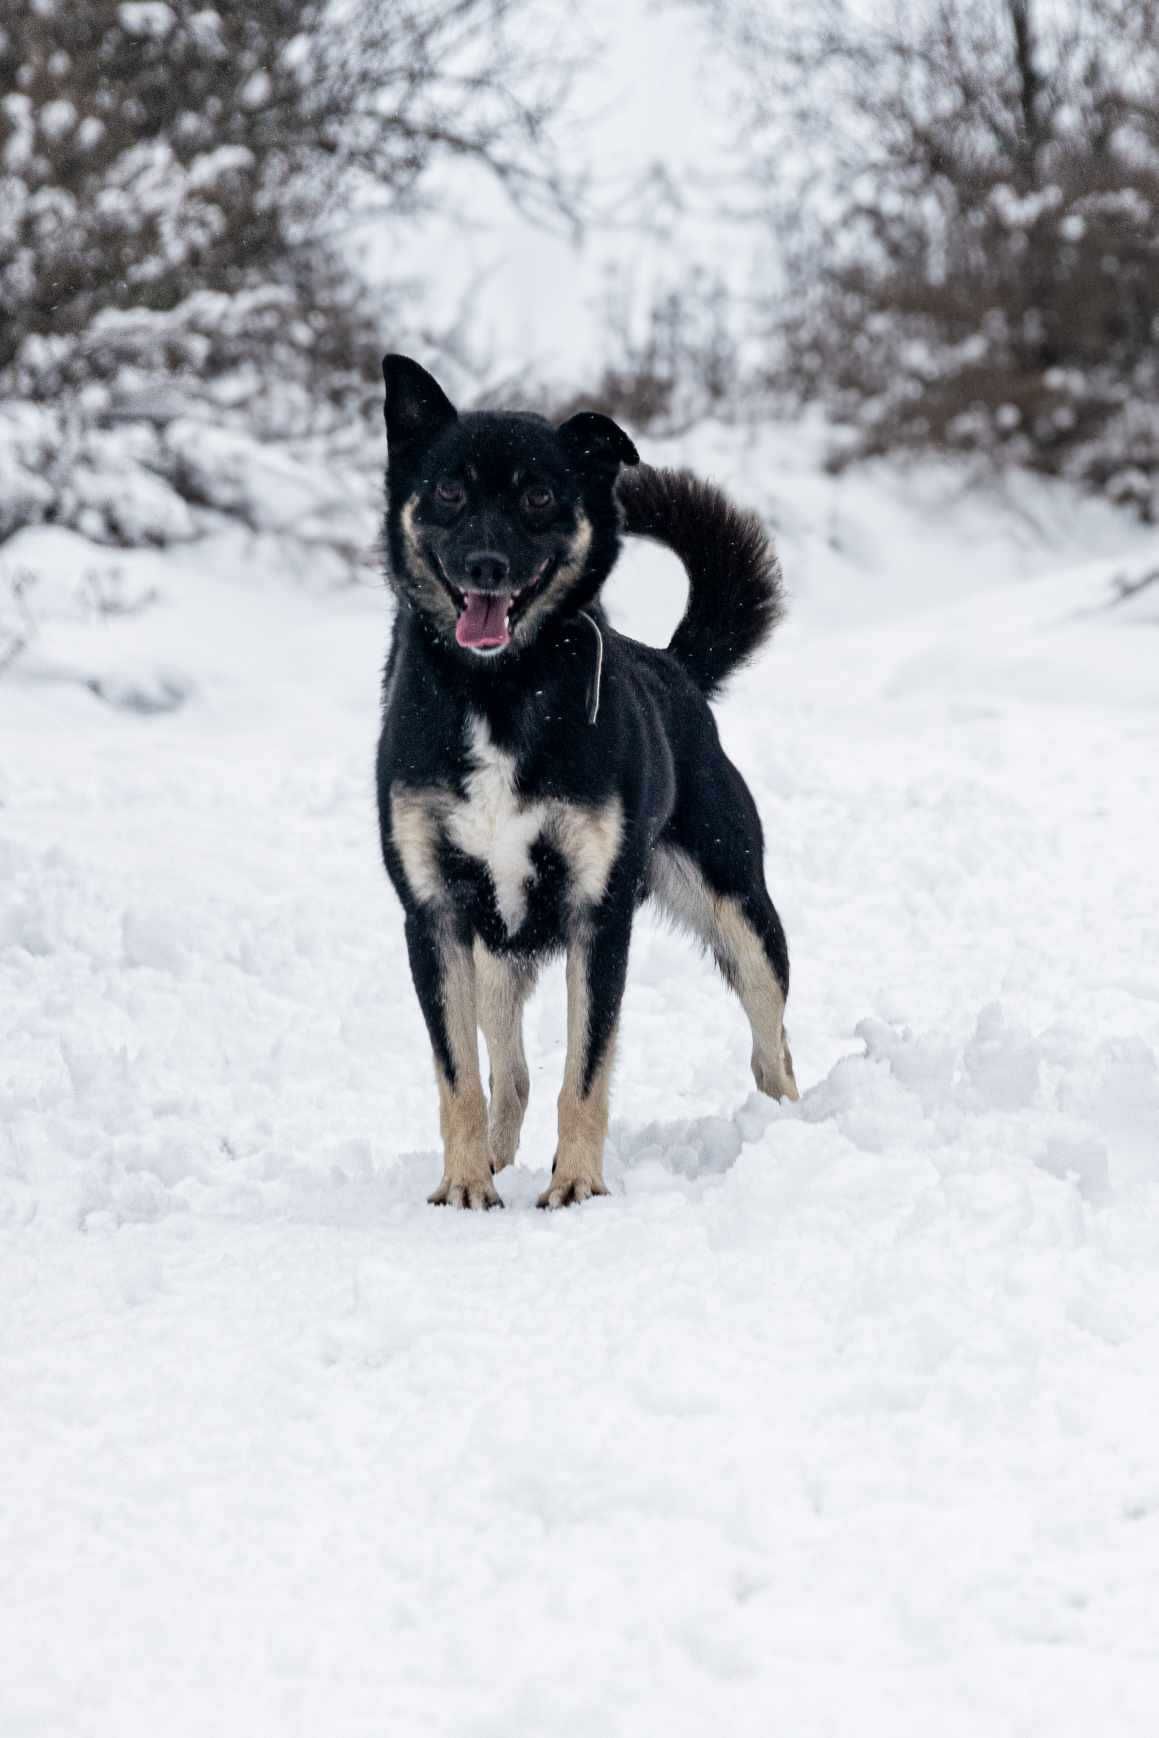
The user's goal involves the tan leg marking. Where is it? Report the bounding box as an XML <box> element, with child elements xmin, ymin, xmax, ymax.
<box><xmin>474</xmin><ymin>943</ymin><xmax>532</xmax><ymax>1173</ymax></box>
<box><xmin>389</xmin><ymin>784</ymin><xmax>449</xmax><ymax>906</ymax></box>
<box><xmin>429</xmin><ymin>935</ymin><xmax>502</xmax><ymax>1209</ymax></box>
<box><xmin>649</xmin><ymin>846</ymin><xmax>799</xmax><ymax>1102</ymax></box>
<box><xmin>714</xmin><ymin>900</ymin><xmax>799</xmax><ymax>1101</ymax></box>
<box><xmin>553</xmin><ymin>796</ymin><xmax>623</xmax><ymax>910</ymax></box>
<box><xmin>539</xmin><ymin>939</ymin><xmax>613</xmax><ymax>1209</ymax></box>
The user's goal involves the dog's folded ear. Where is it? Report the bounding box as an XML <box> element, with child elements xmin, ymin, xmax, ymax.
<box><xmin>382</xmin><ymin>355</ymin><xmax>458</xmax><ymax>454</ymax></box>
<box><xmin>557</xmin><ymin>411</ymin><xmax>639</xmax><ymax>477</ymax></box>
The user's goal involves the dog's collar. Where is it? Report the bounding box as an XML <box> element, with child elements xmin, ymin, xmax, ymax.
<box><xmin>578</xmin><ymin>611</ymin><xmax>604</xmax><ymax>725</ymax></box>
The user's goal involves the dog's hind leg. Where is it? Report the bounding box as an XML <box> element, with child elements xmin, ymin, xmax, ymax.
<box><xmin>475</xmin><ymin>943</ymin><xmax>534</xmax><ymax>1173</ymax></box>
<box><xmin>538</xmin><ymin>912</ymin><xmax>631</xmax><ymax>1209</ymax></box>
<box><xmin>713</xmin><ymin>891</ymin><xmax>799</xmax><ymax>1101</ymax></box>
<box><xmin>650</xmin><ymin>787</ymin><xmax>799</xmax><ymax>1105</ymax></box>
<box><xmin>404</xmin><ymin>913</ymin><xmax>502</xmax><ymax>1209</ymax></box>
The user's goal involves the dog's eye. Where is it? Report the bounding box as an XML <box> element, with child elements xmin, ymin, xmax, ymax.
<box><xmin>522</xmin><ymin>484</ymin><xmax>554</xmax><ymax>513</ymax></box>
<box><xmin>435</xmin><ymin>479</ymin><xmax>465</xmax><ymax>507</ymax></box>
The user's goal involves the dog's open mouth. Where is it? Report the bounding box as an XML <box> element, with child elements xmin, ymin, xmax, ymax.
<box><xmin>449</xmin><ymin>559</ymin><xmax>555</xmax><ymax>654</ymax></box>
<box><xmin>455</xmin><ymin>591</ymin><xmax>514</xmax><ymax>651</ymax></box>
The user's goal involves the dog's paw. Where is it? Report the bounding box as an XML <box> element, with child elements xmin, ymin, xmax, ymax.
<box><xmin>428</xmin><ymin>1175</ymin><xmax>504</xmax><ymax>1210</ymax></box>
<box><xmin>752</xmin><ymin>1039</ymin><xmax>800</xmax><ymax>1102</ymax></box>
<box><xmin>536</xmin><ymin>1174</ymin><xmax>609</xmax><ymax>1210</ymax></box>
<box><xmin>488</xmin><ymin>1095</ymin><xmax>526</xmax><ymax>1174</ymax></box>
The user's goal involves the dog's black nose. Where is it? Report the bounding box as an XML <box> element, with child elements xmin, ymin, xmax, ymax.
<box><xmin>464</xmin><ymin>550</ymin><xmax>510</xmax><ymax>589</ymax></box>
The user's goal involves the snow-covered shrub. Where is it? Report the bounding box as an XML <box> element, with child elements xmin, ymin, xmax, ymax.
<box><xmin>708</xmin><ymin>0</ymin><xmax>1159</xmax><ymax>518</ymax></box>
<box><xmin>0</xmin><ymin>0</ymin><xmax>574</xmax><ymax>553</ymax></box>
<box><xmin>0</xmin><ymin>395</ymin><xmax>380</xmax><ymax>556</ymax></box>
<box><xmin>0</xmin><ymin>406</ymin><xmax>59</xmax><ymax>543</ymax></box>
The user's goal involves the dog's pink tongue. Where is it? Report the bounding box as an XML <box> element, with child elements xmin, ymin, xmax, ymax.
<box><xmin>456</xmin><ymin>591</ymin><xmax>510</xmax><ymax>649</ymax></box>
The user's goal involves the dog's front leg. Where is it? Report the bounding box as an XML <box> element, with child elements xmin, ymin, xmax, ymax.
<box><xmin>475</xmin><ymin>944</ymin><xmax>534</xmax><ymax>1174</ymax></box>
<box><xmin>538</xmin><ymin>911</ymin><xmax>631</xmax><ymax>1209</ymax></box>
<box><xmin>404</xmin><ymin>913</ymin><xmax>501</xmax><ymax>1210</ymax></box>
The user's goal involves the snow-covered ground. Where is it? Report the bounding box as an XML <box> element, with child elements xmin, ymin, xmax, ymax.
<box><xmin>3</xmin><ymin>426</ymin><xmax>1159</xmax><ymax>1735</ymax></box>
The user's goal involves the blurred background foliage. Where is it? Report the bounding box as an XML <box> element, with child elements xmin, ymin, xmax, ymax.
<box><xmin>1</xmin><ymin>0</ymin><xmax>1157</xmax><ymax>553</ymax></box>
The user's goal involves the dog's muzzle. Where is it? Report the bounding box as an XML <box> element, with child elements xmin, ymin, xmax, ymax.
<box><xmin>451</xmin><ymin>558</ymin><xmax>554</xmax><ymax>654</ymax></box>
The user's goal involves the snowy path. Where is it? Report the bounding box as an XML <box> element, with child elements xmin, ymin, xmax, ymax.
<box><xmin>3</xmin><ymin>484</ymin><xmax>1159</xmax><ymax>1734</ymax></box>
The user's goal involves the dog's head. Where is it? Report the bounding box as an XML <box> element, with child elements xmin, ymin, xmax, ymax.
<box><xmin>382</xmin><ymin>355</ymin><xmax>638</xmax><ymax>659</ymax></box>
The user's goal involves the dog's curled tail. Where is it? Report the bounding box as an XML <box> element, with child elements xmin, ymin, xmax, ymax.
<box><xmin>616</xmin><ymin>464</ymin><xmax>783</xmax><ymax>699</ymax></box>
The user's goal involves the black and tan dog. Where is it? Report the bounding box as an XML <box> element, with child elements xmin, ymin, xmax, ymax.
<box><xmin>376</xmin><ymin>355</ymin><xmax>799</xmax><ymax>1209</ymax></box>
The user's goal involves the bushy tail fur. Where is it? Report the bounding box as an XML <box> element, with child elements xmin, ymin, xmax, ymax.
<box><xmin>615</xmin><ymin>465</ymin><xmax>783</xmax><ymax>698</ymax></box>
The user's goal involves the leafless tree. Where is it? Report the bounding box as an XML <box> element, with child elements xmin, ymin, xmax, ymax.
<box><xmin>702</xmin><ymin>0</ymin><xmax>1159</xmax><ymax>515</ymax></box>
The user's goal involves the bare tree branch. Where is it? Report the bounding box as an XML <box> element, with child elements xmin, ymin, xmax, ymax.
<box><xmin>693</xmin><ymin>0</ymin><xmax>1159</xmax><ymax>516</ymax></box>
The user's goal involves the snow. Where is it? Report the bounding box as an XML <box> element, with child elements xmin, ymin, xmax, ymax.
<box><xmin>117</xmin><ymin>3</ymin><xmax>178</xmax><ymax>40</ymax></box>
<box><xmin>0</xmin><ymin>400</ymin><xmax>377</xmax><ymax>556</ymax></box>
<box><xmin>3</xmin><ymin>427</ymin><xmax>1159</xmax><ymax>1734</ymax></box>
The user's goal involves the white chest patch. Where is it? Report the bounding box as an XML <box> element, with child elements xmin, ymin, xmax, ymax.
<box><xmin>392</xmin><ymin>718</ymin><xmax>624</xmax><ymax>933</ymax></box>
<box><xmin>447</xmin><ymin>716</ymin><xmax>548</xmax><ymax>934</ymax></box>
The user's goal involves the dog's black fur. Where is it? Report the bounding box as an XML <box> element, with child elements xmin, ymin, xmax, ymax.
<box><xmin>376</xmin><ymin>355</ymin><xmax>798</xmax><ymax>1209</ymax></box>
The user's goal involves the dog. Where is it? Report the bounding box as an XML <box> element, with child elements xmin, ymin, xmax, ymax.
<box><xmin>376</xmin><ymin>354</ymin><xmax>799</xmax><ymax>1209</ymax></box>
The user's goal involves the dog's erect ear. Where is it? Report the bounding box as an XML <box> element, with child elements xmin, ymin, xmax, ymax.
<box><xmin>382</xmin><ymin>354</ymin><xmax>458</xmax><ymax>454</ymax></box>
<box><xmin>557</xmin><ymin>411</ymin><xmax>639</xmax><ymax>477</ymax></box>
